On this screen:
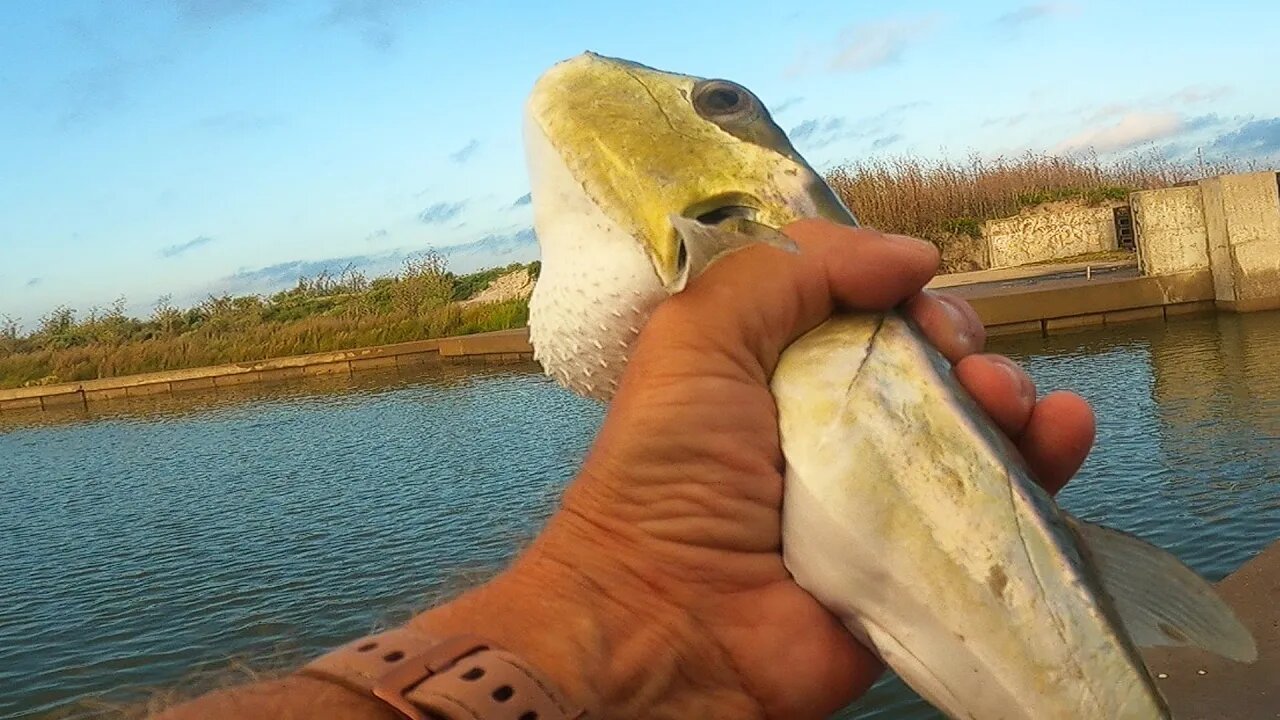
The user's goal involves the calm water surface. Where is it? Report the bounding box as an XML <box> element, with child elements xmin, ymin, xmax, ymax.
<box><xmin>2</xmin><ymin>312</ymin><xmax>1278</xmax><ymax>719</ymax></box>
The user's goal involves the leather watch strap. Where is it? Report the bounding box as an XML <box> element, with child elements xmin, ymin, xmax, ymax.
<box><xmin>300</xmin><ymin>628</ymin><xmax>586</xmax><ymax>720</ymax></box>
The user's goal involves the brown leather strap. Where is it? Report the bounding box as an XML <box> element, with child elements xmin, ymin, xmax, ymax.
<box><xmin>300</xmin><ymin>628</ymin><xmax>585</xmax><ymax>720</ymax></box>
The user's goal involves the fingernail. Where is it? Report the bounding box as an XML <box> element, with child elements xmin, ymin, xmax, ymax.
<box><xmin>884</xmin><ymin>233</ymin><xmax>937</xmax><ymax>253</ymax></box>
<box><xmin>992</xmin><ymin>355</ymin><xmax>1035</xmax><ymax>405</ymax></box>
<box><xmin>935</xmin><ymin>293</ymin><xmax>979</xmax><ymax>355</ymax></box>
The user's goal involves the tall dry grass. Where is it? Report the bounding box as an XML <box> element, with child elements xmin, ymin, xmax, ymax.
<box><xmin>823</xmin><ymin>151</ymin><xmax>1233</xmax><ymax>240</ymax></box>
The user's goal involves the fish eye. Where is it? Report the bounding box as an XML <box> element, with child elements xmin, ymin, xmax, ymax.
<box><xmin>692</xmin><ymin>80</ymin><xmax>758</xmax><ymax>122</ymax></box>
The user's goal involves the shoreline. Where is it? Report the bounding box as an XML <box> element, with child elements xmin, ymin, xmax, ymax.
<box><xmin>0</xmin><ymin>260</ymin><xmax>1228</xmax><ymax>413</ymax></box>
<box><xmin>0</xmin><ymin>329</ymin><xmax>533</xmax><ymax>413</ymax></box>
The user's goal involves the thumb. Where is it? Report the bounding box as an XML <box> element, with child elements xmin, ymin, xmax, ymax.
<box><xmin>633</xmin><ymin>219</ymin><xmax>940</xmax><ymax>381</ymax></box>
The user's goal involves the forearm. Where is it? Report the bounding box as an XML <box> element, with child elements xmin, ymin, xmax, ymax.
<box><xmin>151</xmin><ymin>509</ymin><xmax>760</xmax><ymax>720</ymax></box>
<box><xmin>411</xmin><ymin>507</ymin><xmax>763</xmax><ymax>717</ymax></box>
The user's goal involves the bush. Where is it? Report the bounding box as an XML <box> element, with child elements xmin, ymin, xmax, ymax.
<box><xmin>0</xmin><ymin>258</ymin><xmax>539</xmax><ymax>389</ymax></box>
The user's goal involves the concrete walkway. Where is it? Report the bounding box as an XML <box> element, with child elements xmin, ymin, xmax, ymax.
<box><xmin>927</xmin><ymin>259</ymin><xmax>1137</xmax><ymax>290</ymax></box>
<box><xmin>1144</xmin><ymin>540</ymin><xmax>1280</xmax><ymax>718</ymax></box>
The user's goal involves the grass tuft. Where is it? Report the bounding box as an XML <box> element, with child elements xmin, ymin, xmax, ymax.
<box><xmin>0</xmin><ymin>253</ymin><xmax>536</xmax><ymax>389</ymax></box>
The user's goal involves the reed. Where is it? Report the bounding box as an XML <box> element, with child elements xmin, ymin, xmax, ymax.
<box><xmin>823</xmin><ymin>150</ymin><xmax>1233</xmax><ymax>240</ymax></box>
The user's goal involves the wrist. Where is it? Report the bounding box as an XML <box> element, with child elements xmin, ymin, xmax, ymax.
<box><xmin>408</xmin><ymin>507</ymin><xmax>761</xmax><ymax>719</ymax></box>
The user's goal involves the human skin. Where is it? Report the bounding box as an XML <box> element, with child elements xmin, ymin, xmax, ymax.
<box><xmin>155</xmin><ymin>221</ymin><xmax>1095</xmax><ymax>720</ymax></box>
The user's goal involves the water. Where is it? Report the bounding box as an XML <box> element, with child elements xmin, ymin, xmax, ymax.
<box><xmin>0</xmin><ymin>366</ymin><xmax>604</xmax><ymax>719</ymax></box>
<box><xmin>2</xmin><ymin>312</ymin><xmax>1278</xmax><ymax>719</ymax></box>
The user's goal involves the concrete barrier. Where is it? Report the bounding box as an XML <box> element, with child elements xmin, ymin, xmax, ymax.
<box><xmin>0</xmin><ymin>330</ymin><xmax>534</xmax><ymax>413</ymax></box>
<box><xmin>1201</xmin><ymin>172</ymin><xmax>1280</xmax><ymax>311</ymax></box>
<box><xmin>951</xmin><ymin>270</ymin><xmax>1216</xmax><ymax>336</ymax></box>
<box><xmin>1132</xmin><ymin>185</ymin><xmax>1209</xmax><ymax>276</ymax></box>
<box><xmin>1133</xmin><ymin>172</ymin><xmax>1280</xmax><ymax>313</ymax></box>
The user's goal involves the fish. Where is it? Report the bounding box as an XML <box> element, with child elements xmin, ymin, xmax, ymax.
<box><xmin>521</xmin><ymin>52</ymin><xmax>1255</xmax><ymax>719</ymax></box>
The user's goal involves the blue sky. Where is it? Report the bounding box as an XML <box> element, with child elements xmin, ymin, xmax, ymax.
<box><xmin>2</xmin><ymin>0</ymin><xmax>1278</xmax><ymax>327</ymax></box>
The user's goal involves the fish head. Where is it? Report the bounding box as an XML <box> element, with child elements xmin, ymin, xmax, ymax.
<box><xmin>525</xmin><ymin>51</ymin><xmax>854</xmax><ymax>292</ymax></box>
<box><xmin>523</xmin><ymin>52</ymin><xmax>855</xmax><ymax>398</ymax></box>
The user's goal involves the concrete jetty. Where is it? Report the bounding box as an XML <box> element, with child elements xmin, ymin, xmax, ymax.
<box><xmin>1144</xmin><ymin>539</ymin><xmax>1280</xmax><ymax>718</ymax></box>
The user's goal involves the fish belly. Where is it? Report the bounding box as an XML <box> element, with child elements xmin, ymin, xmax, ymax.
<box><xmin>772</xmin><ymin>311</ymin><xmax>1168</xmax><ymax>720</ymax></box>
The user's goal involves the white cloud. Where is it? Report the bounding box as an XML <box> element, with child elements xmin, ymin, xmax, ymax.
<box><xmin>1052</xmin><ymin>111</ymin><xmax>1185</xmax><ymax>154</ymax></box>
<box><xmin>994</xmin><ymin>3</ymin><xmax>1080</xmax><ymax>31</ymax></box>
<box><xmin>829</xmin><ymin>16</ymin><xmax>940</xmax><ymax>73</ymax></box>
<box><xmin>1167</xmin><ymin>85</ymin><xmax>1232</xmax><ymax>105</ymax></box>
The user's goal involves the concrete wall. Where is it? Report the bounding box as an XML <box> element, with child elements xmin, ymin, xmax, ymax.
<box><xmin>1200</xmin><ymin>171</ymin><xmax>1280</xmax><ymax>310</ymax></box>
<box><xmin>985</xmin><ymin>204</ymin><xmax>1120</xmax><ymax>268</ymax></box>
<box><xmin>1131</xmin><ymin>185</ymin><xmax>1210</xmax><ymax>275</ymax></box>
<box><xmin>962</xmin><ymin>271</ymin><xmax>1214</xmax><ymax>336</ymax></box>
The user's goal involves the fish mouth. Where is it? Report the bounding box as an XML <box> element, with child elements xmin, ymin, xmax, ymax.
<box><xmin>662</xmin><ymin>199</ymin><xmax>762</xmax><ymax>288</ymax></box>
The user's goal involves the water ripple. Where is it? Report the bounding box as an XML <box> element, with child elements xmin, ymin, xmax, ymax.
<box><xmin>0</xmin><ymin>367</ymin><xmax>602</xmax><ymax>719</ymax></box>
<box><xmin>1</xmin><ymin>314</ymin><xmax>1277</xmax><ymax>720</ymax></box>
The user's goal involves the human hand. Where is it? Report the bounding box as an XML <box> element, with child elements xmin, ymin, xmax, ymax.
<box><xmin>412</xmin><ymin>219</ymin><xmax>1096</xmax><ymax>720</ymax></box>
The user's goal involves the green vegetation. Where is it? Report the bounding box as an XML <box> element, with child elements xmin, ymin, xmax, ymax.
<box><xmin>451</xmin><ymin>260</ymin><xmax>540</xmax><ymax>301</ymax></box>
<box><xmin>0</xmin><ymin>252</ymin><xmax>536</xmax><ymax>389</ymax></box>
<box><xmin>1014</xmin><ymin>184</ymin><xmax>1135</xmax><ymax>208</ymax></box>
